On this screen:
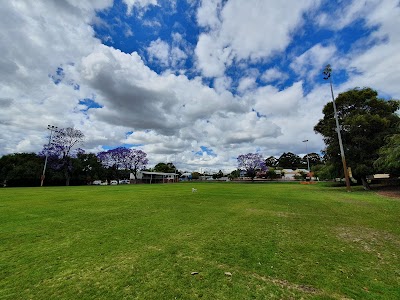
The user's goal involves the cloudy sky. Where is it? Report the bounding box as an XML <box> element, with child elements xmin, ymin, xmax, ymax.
<box><xmin>1</xmin><ymin>0</ymin><xmax>399</xmax><ymax>172</ymax></box>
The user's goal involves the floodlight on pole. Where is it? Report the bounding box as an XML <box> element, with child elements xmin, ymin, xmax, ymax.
<box><xmin>40</xmin><ymin>125</ymin><xmax>58</xmax><ymax>187</ymax></box>
<box><xmin>302</xmin><ymin>139</ymin><xmax>310</xmax><ymax>172</ymax></box>
<box><xmin>323</xmin><ymin>64</ymin><xmax>351</xmax><ymax>192</ymax></box>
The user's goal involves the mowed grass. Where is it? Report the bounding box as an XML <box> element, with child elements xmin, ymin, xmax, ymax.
<box><xmin>0</xmin><ymin>183</ymin><xmax>399</xmax><ymax>299</ymax></box>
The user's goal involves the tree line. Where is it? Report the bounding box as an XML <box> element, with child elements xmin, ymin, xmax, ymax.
<box><xmin>0</xmin><ymin>128</ymin><xmax>150</xmax><ymax>187</ymax></box>
<box><xmin>237</xmin><ymin>87</ymin><xmax>400</xmax><ymax>189</ymax></box>
<box><xmin>1</xmin><ymin>87</ymin><xmax>399</xmax><ymax>189</ymax></box>
<box><xmin>265</xmin><ymin>152</ymin><xmax>322</xmax><ymax>169</ymax></box>
<box><xmin>235</xmin><ymin>152</ymin><xmax>322</xmax><ymax>181</ymax></box>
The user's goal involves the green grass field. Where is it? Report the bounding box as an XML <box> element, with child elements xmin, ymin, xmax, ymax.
<box><xmin>1</xmin><ymin>182</ymin><xmax>399</xmax><ymax>299</ymax></box>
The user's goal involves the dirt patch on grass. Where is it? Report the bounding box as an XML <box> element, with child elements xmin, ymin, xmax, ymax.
<box><xmin>336</xmin><ymin>226</ymin><xmax>400</xmax><ymax>261</ymax></box>
<box><xmin>252</xmin><ymin>273</ymin><xmax>319</xmax><ymax>294</ymax></box>
<box><xmin>272</xmin><ymin>211</ymin><xmax>292</xmax><ymax>217</ymax></box>
<box><xmin>372</xmin><ymin>185</ymin><xmax>400</xmax><ymax>199</ymax></box>
<box><xmin>335</xmin><ymin>197</ymin><xmax>372</xmax><ymax>206</ymax></box>
<box><xmin>215</xmin><ymin>262</ymin><xmax>349</xmax><ymax>299</ymax></box>
<box><xmin>245</xmin><ymin>208</ymin><xmax>267</xmax><ymax>215</ymax></box>
<box><xmin>245</xmin><ymin>209</ymin><xmax>297</xmax><ymax>218</ymax></box>
<box><xmin>252</xmin><ymin>273</ymin><xmax>352</xmax><ymax>299</ymax></box>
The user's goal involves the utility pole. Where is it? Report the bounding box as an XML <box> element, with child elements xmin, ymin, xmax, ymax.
<box><xmin>302</xmin><ymin>139</ymin><xmax>310</xmax><ymax>173</ymax></box>
<box><xmin>40</xmin><ymin>125</ymin><xmax>58</xmax><ymax>187</ymax></box>
<box><xmin>323</xmin><ymin>64</ymin><xmax>351</xmax><ymax>192</ymax></box>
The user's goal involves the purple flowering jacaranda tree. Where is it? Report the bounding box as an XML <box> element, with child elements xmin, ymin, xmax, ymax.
<box><xmin>237</xmin><ymin>153</ymin><xmax>267</xmax><ymax>181</ymax></box>
<box><xmin>124</xmin><ymin>149</ymin><xmax>148</xmax><ymax>183</ymax></box>
<box><xmin>97</xmin><ymin>147</ymin><xmax>148</xmax><ymax>183</ymax></box>
<box><xmin>97</xmin><ymin>147</ymin><xmax>129</xmax><ymax>182</ymax></box>
<box><xmin>40</xmin><ymin>127</ymin><xmax>85</xmax><ymax>186</ymax></box>
<box><xmin>97</xmin><ymin>147</ymin><xmax>129</xmax><ymax>169</ymax></box>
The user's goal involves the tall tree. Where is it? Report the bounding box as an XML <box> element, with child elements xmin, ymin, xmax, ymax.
<box><xmin>237</xmin><ymin>153</ymin><xmax>267</xmax><ymax>181</ymax></box>
<box><xmin>154</xmin><ymin>162</ymin><xmax>176</xmax><ymax>173</ymax></box>
<box><xmin>277</xmin><ymin>152</ymin><xmax>301</xmax><ymax>169</ymax></box>
<box><xmin>302</xmin><ymin>153</ymin><xmax>322</xmax><ymax>167</ymax></box>
<box><xmin>0</xmin><ymin>153</ymin><xmax>43</xmax><ymax>187</ymax></box>
<box><xmin>97</xmin><ymin>147</ymin><xmax>130</xmax><ymax>182</ymax></box>
<box><xmin>213</xmin><ymin>170</ymin><xmax>224</xmax><ymax>179</ymax></box>
<box><xmin>229</xmin><ymin>169</ymin><xmax>240</xmax><ymax>180</ymax></box>
<box><xmin>43</xmin><ymin>127</ymin><xmax>85</xmax><ymax>186</ymax></box>
<box><xmin>98</xmin><ymin>147</ymin><xmax>149</xmax><ymax>183</ymax></box>
<box><xmin>314</xmin><ymin>87</ymin><xmax>400</xmax><ymax>189</ymax></box>
<box><xmin>374</xmin><ymin>133</ymin><xmax>400</xmax><ymax>176</ymax></box>
<box><xmin>265</xmin><ymin>156</ymin><xmax>278</xmax><ymax>167</ymax></box>
<box><xmin>72</xmin><ymin>153</ymin><xmax>105</xmax><ymax>184</ymax></box>
<box><xmin>191</xmin><ymin>172</ymin><xmax>200</xmax><ymax>180</ymax></box>
<box><xmin>124</xmin><ymin>149</ymin><xmax>148</xmax><ymax>183</ymax></box>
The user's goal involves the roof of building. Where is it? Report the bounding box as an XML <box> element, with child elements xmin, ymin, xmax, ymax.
<box><xmin>181</xmin><ymin>172</ymin><xmax>192</xmax><ymax>177</ymax></box>
<box><xmin>140</xmin><ymin>171</ymin><xmax>178</xmax><ymax>176</ymax></box>
<box><xmin>282</xmin><ymin>169</ymin><xmax>309</xmax><ymax>174</ymax></box>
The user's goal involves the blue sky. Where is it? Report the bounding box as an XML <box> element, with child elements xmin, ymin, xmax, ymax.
<box><xmin>93</xmin><ymin>0</ymin><xmax>358</xmax><ymax>90</ymax></box>
<box><xmin>1</xmin><ymin>0</ymin><xmax>399</xmax><ymax>172</ymax></box>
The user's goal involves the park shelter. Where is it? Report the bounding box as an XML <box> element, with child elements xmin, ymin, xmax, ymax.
<box><xmin>130</xmin><ymin>171</ymin><xmax>178</xmax><ymax>184</ymax></box>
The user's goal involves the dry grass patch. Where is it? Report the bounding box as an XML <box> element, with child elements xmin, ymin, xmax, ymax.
<box><xmin>336</xmin><ymin>226</ymin><xmax>400</xmax><ymax>261</ymax></box>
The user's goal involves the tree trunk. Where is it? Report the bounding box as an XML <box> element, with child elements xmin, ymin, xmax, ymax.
<box><xmin>360</xmin><ymin>176</ymin><xmax>371</xmax><ymax>190</ymax></box>
<box><xmin>133</xmin><ymin>168</ymin><xmax>137</xmax><ymax>184</ymax></box>
<box><xmin>65</xmin><ymin>169</ymin><xmax>70</xmax><ymax>186</ymax></box>
<box><xmin>63</xmin><ymin>156</ymin><xmax>70</xmax><ymax>186</ymax></box>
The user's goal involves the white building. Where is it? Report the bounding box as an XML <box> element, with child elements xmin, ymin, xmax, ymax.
<box><xmin>130</xmin><ymin>171</ymin><xmax>178</xmax><ymax>184</ymax></box>
<box><xmin>282</xmin><ymin>169</ymin><xmax>309</xmax><ymax>180</ymax></box>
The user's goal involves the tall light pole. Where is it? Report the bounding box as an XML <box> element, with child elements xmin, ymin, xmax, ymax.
<box><xmin>323</xmin><ymin>64</ymin><xmax>351</xmax><ymax>192</ymax></box>
<box><xmin>302</xmin><ymin>139</ymin><xmax>310</xmax><ymax>173</ymax></box>
<box><xmin>40</xmin><ymin>125</ymin><xmax>58</xmax><ymax>187</ymax></box>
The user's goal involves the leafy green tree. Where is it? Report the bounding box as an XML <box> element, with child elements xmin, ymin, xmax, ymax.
<box><xmin>314</xmin><ymin>87</ymin><xmax>400</xmax><ymax>189</ymax></box>
<box><xmin>278</xmin><ymin>152</ymin><xmax>301</xmax><ymax>169</ymax></box>
<box><xmin>266</xmin><ymin>168</ymin><xmax>279</xmax><ymax>180</ymax></box>
<box><xmin>212</xmin><ymin>170</ymin><xmax>224</xmax><ymax>179</ymax></box>
<box><xmin>0</xmin><ymin>153</ymin><xmax>43</xmax><ymax>187</ymax></box>
<box><xmin>294</xmin><ymin>171</ymin><xmax>307</xmax><ymax>180</ymax></box>
<box><xmin>154</xmin><ymin>162</ymin><xmax>176</xmax><ymax>173</ymax></box>
<box><xmin>191</xmin><ymin>172</ymin><xmax>200</xmax><ymax>179</ymax></box>
<box><xmin>265</xmin><ymin>156</ymin><xmax>278</xmax><ymax>167</ymax></box>
<box><xmin>374</xmin><ymin>133</ymin><xmax>400</xmax><ymax>176</ymax></box>
<box><xmin>229</xmin><ymin>169</ymin><xmax>240</xmax><ymax>180</ymax></box>
<box><xmin>302</xmin><ymin>153</ymin><xmax>322</xmax><ymax>168</ymax></box>
<box><xmin>311</xmin><ymin>164</ymin><xmax>337</xmax><ymax>181</ymax></box>
<box><xmin>216</xmin><ymin>170</ymin><xmax>224</xmax><ymax>178</ymax></box>
<box><xmin>71</xmin><ymin>153</ymin><xmax>106</xmax><ymax>184</ymax></box>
